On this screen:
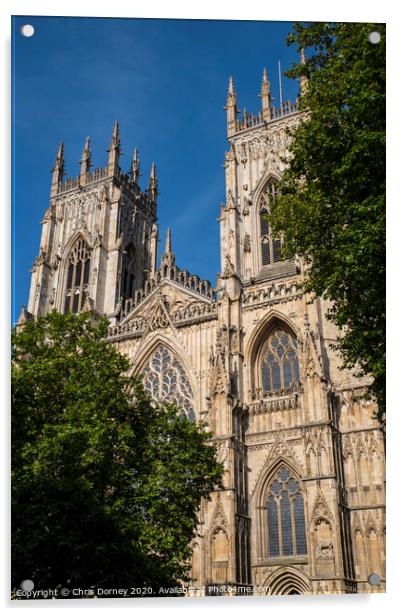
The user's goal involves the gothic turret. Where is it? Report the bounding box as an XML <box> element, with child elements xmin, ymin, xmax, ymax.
<box><xmin>259</xmin><ymin>67</ymin><xmax>272</xmax><ymax>121</ymax></box>
<box><xmin>130</xmin><ymin>146</ymin><xmax>140</xmax><ymax>185</ymax></box>
<box><xmin>148</xmin><ymin>161</ymin><xmax>158</xmax><ymax>204</ymax></box>
<box><xmin>79</xmin><ymin>137</ymin><xmax>91</xmax><ymax>182</ymax></box>
<box><xmin>107</xmin><ymin>120</ymin><xmax>121</xmax><ymax>175</ymax></box>
<box><xmin>50</xmin><ymin>142</ymin><xmax>64</xmax><ymax>196</ymax></box>
<box><xmin>225</xmin><ymin>76</ymin><xmax>238</xmax><ymax>137</ymax></box>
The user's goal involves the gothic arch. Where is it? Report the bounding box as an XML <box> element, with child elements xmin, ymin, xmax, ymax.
<box><xmin>255</xmin><ymin>456</ymin><xmax>303</xmax><ymax>509</ymax></box>
<box><xmin>132</xmin><ymin>334</ymin><xmax>199</xmax><ymax>421</ymax></box>
<box><xmin>60</xmin><ymin>229</ymin><xmax>93</xmax><ymax>265</ymax></box>
<box><xmin>252</xmin><ymin>170</ymin><xmax>282</xmax><ymax>208</ymax></box>
<box><xmin>245</xmin><ymin>311</ymin><xmax>301</xmax><ymax>397</ymax></box>
<box><xmin>264</xmin><ymin>566</ymin><xmax>310</xmax><ymax>595</ymax></box>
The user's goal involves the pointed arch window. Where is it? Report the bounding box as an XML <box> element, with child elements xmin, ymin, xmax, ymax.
<box><xmin>259</xmin><ymin>327</ymin><xmax>300</xmax><ymax>394</ymax></box>
<box><xmin>259</xmin><ymin>179</ymin><xmax>283</xmax><ymax>267</ymax></box>
<box><xmin>266</xmin><ymin>466</ymin><xmax>307</xmax><ymax>558</ymax></box>
<box><xmin>121</xmin><ymin>243</ymin><xmax>137</xmax><ymax>299</ymax></box>
<box><xmin>142</xmin><ymin>344</ymin><xmax>195</xmax><ymax>421</ymax></box>
<box><xmin>63</xmin><ymin>238</ymin><xmax>91</xmax><ymax>313</ymax></box>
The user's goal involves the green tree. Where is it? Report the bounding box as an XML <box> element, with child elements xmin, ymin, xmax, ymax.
<box><xmin>270</xmin><ymin>22</ymin><xmax>385</xmax><ymax>418</ymax></box>
<box><xmin>12</xmin><ymin>311</ymin><xmax>223</xmax><ymax>596</ymax></box>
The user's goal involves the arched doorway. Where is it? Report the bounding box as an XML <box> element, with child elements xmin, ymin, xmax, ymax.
<box><xmin>265</xmin><ymin>567</ymin><xmax>310</xmax><ymax>595</ymax></box>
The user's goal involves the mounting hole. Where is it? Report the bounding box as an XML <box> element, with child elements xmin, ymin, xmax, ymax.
<box><xmin>20</xmin><ymin>24</ymin><xmax>35</xmax><ymax>38</ymax></box>
<box><xmin>20</xmin><ymin>579</ymin><xmax>34</xmax><ymax>592</ymax></box>
<box><xmin>368</xmin><ymin>31</ymin><xmax>381</xmax><ymax>44</ymax></box>
<box><xmin>368</xmin><ymin>572</ymin><xmax>381</xmax><ymax>586</ymax></box>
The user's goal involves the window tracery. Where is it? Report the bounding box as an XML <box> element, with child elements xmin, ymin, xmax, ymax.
<box><xmin>266</xmin><ymin>466</ymin><xmax>307</xmax><ymax>558</ymax></box>
<box><xmin>63</xmin><ymin>238</ymin><xmax>91</xmax><ymax>313</ymax></box>
<box><xmin>142</xmin><ymin>344</ymin><xmax>195</xmax><ymax>421</ymax></box>
<box><xmin>259</xmin><ymin>327</ymin><xmax>300</xmax><ymax>393</ymax></box>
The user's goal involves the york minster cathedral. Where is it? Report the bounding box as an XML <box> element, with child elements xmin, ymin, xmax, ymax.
<box><xmin>20</xmin><ymin>65</ymin><xmax>385</xmax><ymax>595</ymax></box>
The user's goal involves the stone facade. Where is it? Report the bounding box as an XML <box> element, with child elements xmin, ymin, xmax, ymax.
<box><xmin>21</xmin><ymin>68</ymin><xmax>385</xmax><ymax>595</ymax></box>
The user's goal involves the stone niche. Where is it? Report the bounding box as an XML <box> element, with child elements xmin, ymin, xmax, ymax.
<box><xmin>313</xmin><ymin>517</ymin><xmax>336</xmax><ymax>578</ymax></box>
<box><xmin>211</xmin><ymin>528</ymin><xmax>229</xmax><ymax>583</ymax></box>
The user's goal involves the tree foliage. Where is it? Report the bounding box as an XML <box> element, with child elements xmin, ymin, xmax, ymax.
<box><xmin>270</xmin><ymin>22</ymin><xmax>385</xmax><ymax>416</ymax></box>
<box><xmin>12</xmin><ymin>311</ymin><xmax>223</xmax><ymax>596</ymax></box>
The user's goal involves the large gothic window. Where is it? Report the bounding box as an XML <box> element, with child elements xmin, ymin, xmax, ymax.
<box><xmin>266</xmin><ymin>466</ymin><xmax>307</xmax><ymax>557</ymax></box>
<box><xmin>259</xmin><ymin>327</ymin><xmax>299</xmax><ymax>393</ymax></box>
<box><xmin>142</xmin><ymin>344</ymin><xmax>196</xmax><ymax>421</ymax></box>
<box><xmin>259</xmin><ymin>180</ymin><xmax>283</xmax><ymax>267</ymax></box>
<box><xmin>63</xmin><ymin>238</ymin><xmax>91</xmax><ymax>314</ymax></box>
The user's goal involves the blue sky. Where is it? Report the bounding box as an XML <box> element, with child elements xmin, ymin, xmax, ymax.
<box><xmin>12</xmin><ymin>16</ymin><xmax>300</xmax><ymax>321</ymax></box>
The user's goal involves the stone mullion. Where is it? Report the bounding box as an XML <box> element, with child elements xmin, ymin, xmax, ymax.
<box><xmin>290</xmin><ymin>494</ymin><xmax>297</xmax><ymax>557</ymax></box>
<box><xmin>277</xmin><ymin>493</ymin><xmax>283</xmax><ymax>556</ymax></box>
<box><xmin>78</xmin><ymin>249</ymin><xmax>86</xmax><ymax>312</ymax></box>
<box><xmin>258</xmin><ymin>506</ymin><xmax>265</xmax><ymax>560</ymax></box>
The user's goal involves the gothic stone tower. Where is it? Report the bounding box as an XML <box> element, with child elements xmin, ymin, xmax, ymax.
<box><xmin>25</xmin><ymin>122</ymin><xmax>158</xmax><ymax>319</ymax></box>
<box><xmin>21</xmin><ymin>69</ymin><xmax>385</xmax><ymax>596</ymax></box>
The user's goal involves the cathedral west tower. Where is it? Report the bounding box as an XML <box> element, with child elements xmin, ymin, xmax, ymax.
<box><xmin>25</xmin><ymin>121</ymin><xmax>158</xmax><ymax>319</ymax></box>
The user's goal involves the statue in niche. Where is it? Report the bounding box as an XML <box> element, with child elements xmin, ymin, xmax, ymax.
<box><xmin>314</xmin><ymin>518</ymin><xmax>334</xmax><ymax>559</ymax></box>
<box><xmin>243</xmin><ymin>233</ymin><xmax>251</xmax><ymax>252</ymax></box>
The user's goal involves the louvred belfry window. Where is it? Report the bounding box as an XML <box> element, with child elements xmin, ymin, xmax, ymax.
<box><xmin>259</xmin><ymin>180</ymin><xmax>283</xmax><ymax>267</ymax></box>
<box><xmin>121</xmin><ymin>243</ymin><xmax>137</xmax><ymax>299</ymax></box>
<box><xmin>63</xmin><ymin>238</ymin><xmax>91</xmax><ymax>314</ymax></box>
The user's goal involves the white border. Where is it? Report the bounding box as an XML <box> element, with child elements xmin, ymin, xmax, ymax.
<box><xmin>2</xmin><ymin>1</ymin><xmax>401</xmax><ymax>614</ymax></box>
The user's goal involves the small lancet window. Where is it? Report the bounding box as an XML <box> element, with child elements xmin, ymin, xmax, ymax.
<box><xmin>63</xmin><ymin>238</ymin><xmax>91</xmax><ymax>314</ymax></box>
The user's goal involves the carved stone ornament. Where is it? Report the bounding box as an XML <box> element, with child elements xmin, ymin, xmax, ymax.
<box><xmin>226</xmin><ymin>189</ymin><xmax>237</xmax><ymax>211</ymax></box>
<box><xmin>243</xmin><ymin>233</ymin><xmax>251</xmax><ymax>252</ymax></box>
<box><xmin>149</xmin><ymin>302</ymin><xmax>170</xmax><ymax>331</ymax></box>
<box><xmin>222</xmin><ymin>255</ymin><xmax>235</xmax><ymax>278</ymax></box>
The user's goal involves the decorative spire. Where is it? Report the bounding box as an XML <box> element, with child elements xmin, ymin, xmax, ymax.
<box><xmin>160</xmin><ymin>227</ymin><xmax>175</xmax><ymax>270</ymax></box>
<box><xmin>242</xmin><ymin>107</ymin><xmax>248</xmax><ymax>128</ymax></box>
<box><xmin>81</xmin><ymin>136</ymin><xmax>91</xmax><ymax>161</ymax></box>
<box><xmin>226</xmin><ymin>76</ymin><xmax>237</xmax><ymax>108</ymax></box>
<box><xmin>148</xmin><ymin>161</ymin><xmax>158</xmax><ymax>203</ymax></box>
<box><xmin>51</xmin><ymin>141</ymin><xmax>65</xmax><ymax>196</ymax></box>
<box><xmin>80</xmin><ymin>137</ymin><xmax>91</xmax><ymax>180</ymax></box>
<box><xmin>110</xmin><ymin>120</ymin><xmax>120</xmax><ymax>150</ymax></box>
<box><xmin>225</xmin><ymin>76</ymin><xmax>238</xmax><ymax>137</ymax></box>
<box><xmin>260</xmin><ymin>67</ymin><xmax>271</xmax><ymax>96</ymax></box>
<box><xmin>164</xmin><ymin>227</ymin><xmax>172</xmax><ymax>254</ymax></box>
<box><xmin>130</xmin><ymin>146</ymin><xmax>140</xmax><ymax>184</ymax></box>
<box><xmin>259</xmin><ymin>67</ymin><xmax>272</xmax><ymax>121</ymax></box>
<box><xmin>53</xmin><ymin>141</ymin><xmax>64</xmax><ymax>171</ymax></box>
<box><xmin>107</xmin><ymin>120</ymin><xmax>121</xmax><ymax>175</ymax></box>
<box><xmin>150</xmin><ymin>223</ymin><xmax>158</xmax><ymax>275</ymax></box>
<box><xmin>299</xmin><ymin>48</ymin><xmax>308</xmax><ymax>96</ymax></box>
